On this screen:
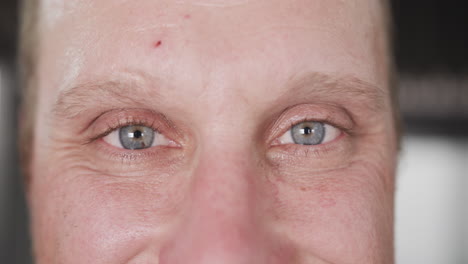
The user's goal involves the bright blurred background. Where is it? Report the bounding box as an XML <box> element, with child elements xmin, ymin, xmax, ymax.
<box><xmin>1</xmin><ymin>1</ymin><xmax>467</xmax><ymax>263</ymax></box>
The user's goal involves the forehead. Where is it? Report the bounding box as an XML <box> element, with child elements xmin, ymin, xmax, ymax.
<box><xmin>37</xmin><ymin>0</ymin><xmax>387</xmax><ymax>108</ymax></box>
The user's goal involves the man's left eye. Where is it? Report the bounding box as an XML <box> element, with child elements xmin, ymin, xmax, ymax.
<box><xmin>103</xmin><ymin>125</ymin><xmax>172</xmax><ymax>150</ymax></box>
<box><xmin>277</xmin><ymin>121</ymin><xmax>341</xmax><ymax>145</ymax></box>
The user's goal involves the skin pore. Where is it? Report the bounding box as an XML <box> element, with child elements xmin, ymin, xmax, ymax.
<box><xmin>28</xmin><ymin>0</ymin><xmax>397</xmax><ymax>263</ymax></box>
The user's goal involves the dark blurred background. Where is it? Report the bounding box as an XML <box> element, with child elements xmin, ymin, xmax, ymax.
<box><xmin>1</xmin><ymin>1</ymin><xmax>467</xmax><ymax>263</ymax></box>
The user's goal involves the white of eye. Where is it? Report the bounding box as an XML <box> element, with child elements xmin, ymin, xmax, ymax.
<box><xmin>103</xmin><ymin>125</ymin><xmax>173</xmax><ymax>150</ymax></box>
<box><xmin>277</xmin><ymin>122</ymin><xmax>341</xmax><ymax>145</ymax></box>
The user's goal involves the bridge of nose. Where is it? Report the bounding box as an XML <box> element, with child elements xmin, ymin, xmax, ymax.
<box><xmin>158</xmin><ymin>146</ymin><xmax>282</xmax><ymax>263</ymax></box>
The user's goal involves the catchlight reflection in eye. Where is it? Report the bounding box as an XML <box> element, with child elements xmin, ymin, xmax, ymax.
<box><xmin>278</xmin><ymin>121</ymin><xmax>341</xmax><ymax>145</ymax></box>
<box><xmin>103</xmin><ymin>125</ymin><xmax>172</xmax><ymax>150</ymax></box>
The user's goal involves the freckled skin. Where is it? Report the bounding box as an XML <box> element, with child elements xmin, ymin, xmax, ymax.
<box><xmin>29</xmin><ymin>0</ymin><xmax>396</xmax><ymax>263</ymax></box>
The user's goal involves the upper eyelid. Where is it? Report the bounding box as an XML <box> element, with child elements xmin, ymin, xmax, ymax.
<box><xmin>70</xmin><ymin>107</ymin><xmax>158</xmax><ymax>136</ymax></box>
<box><xmin>292</xmin><ymin>118</ymin><xmax>352</xmax><ymax>136</ymax></box>
<box><xmin>85</xmin><ymin>110</ymin><xmax>171</xmax><ymax>144</ymax></box>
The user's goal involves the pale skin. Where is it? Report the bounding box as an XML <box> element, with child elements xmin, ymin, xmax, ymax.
<box><xmin>28</xmin><ymin>0</ymin><xmax>397</xmax><ymax>263</ymax></box>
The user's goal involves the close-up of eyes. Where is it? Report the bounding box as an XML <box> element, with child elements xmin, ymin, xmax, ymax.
<box><xmin>277</xmin><ymin>121</ymin><xmax>341</xmax><ymax>146</ymax></box>
<box><xmin>103</xmin><ymin>125</ymin><xmax>173</xmax><ymax>150</ymax></box>
<box><xmin>100</xmin><ymin>119</ymin><xmax>342</xmax><ymax>151</ymax></box>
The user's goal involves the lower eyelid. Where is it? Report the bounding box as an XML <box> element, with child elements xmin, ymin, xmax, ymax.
<box><xmin>267</xmin><ymin>133</ymin><xmax>351</xmax><ymax>164</ymax></box>
<box><xmin>91</xmin><ymin>137</ymin><xmax>184</xmax><ymax>168</ymax></box>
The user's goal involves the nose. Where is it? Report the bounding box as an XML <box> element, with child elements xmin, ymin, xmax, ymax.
<box><xmin>159</xmin><ymin>148</ymin><xmax>289</xmax><ymax>264</ymax></box>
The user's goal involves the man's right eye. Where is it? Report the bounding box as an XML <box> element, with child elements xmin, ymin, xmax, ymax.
<box><xmin>103</xmin><ymin>125</ymin><xmax>173</xmax><ymax>150</ymax></box>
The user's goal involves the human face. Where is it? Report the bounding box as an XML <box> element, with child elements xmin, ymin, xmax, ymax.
<box><xmin>29</xmin><ymin>0</ymin><xmax>397</xmax><ymax>263</ymax></box>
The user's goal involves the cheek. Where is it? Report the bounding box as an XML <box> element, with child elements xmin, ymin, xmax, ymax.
<box><xmin>270</xmin><ymin>160</ymin><xmax>394</xmax><ymax>263</ymax></box>
<box><xmin>29</xmin><ymin>164</ymin><xmax>188</xmax><ymax>264</ymax></box>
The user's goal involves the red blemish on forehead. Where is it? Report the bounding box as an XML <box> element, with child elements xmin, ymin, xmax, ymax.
<box><xmin>184</xmin><ymin>14</ymin><xmax>191</xmax><ymax>19</ymax></box>
<box><xmin>154</xmin><ymin>40</ymin><xmax>162</xmax><ymax>48</ymax></box>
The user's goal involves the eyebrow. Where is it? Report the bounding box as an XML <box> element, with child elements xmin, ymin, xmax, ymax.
<box><xmin>53</xmin><ymin>71</ymin><xmax>388</xmax><ymax>121</ymax></box>
<box><xmin>53</xmin><ymin>75</ymin><xmax>165</xmax><ymax>120</ymax></box>
<box><xmin>280</xmin><ymin>72</ymin><xmax>388</xmax><ymax>114</ymax></box>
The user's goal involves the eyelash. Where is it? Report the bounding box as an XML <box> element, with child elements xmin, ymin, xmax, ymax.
<box><xmin>292</xmin><ymin>117</ymin><xmax>352</xmax><ymax>135</ymax></box>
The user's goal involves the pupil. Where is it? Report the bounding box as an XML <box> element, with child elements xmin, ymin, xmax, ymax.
<box><xmin>303</xmin><ymin>126</ymin><xmax>312</xmax><ymax>135</ymax></box>
<box><xmin>133</xmin><ymin>130</ymin><xmax>143</xmax><ymax>138</ymax></box>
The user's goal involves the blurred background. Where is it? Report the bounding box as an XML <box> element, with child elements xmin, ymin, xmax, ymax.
<box><xmin>1</xmin><ymin>0</ymin><xmax>467</xmax><ymax>263</ymax></box>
